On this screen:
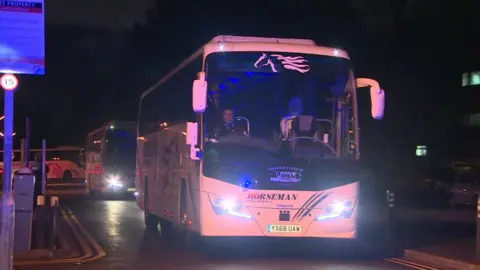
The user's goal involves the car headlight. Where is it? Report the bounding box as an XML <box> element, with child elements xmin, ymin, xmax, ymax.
<box><xmin>207</xmin><ymin>194</ymin><xmax>252</xmax><ymax>219</ymax></box>
<box><xmin>317</xmin><ymin>197</ymin><xmax>357</xmax><ymax>221</ymax></box>
<box><xmin>106</xmin><ymin>174</ymin><xmax>123</xmax><ymax>187</ymax></box>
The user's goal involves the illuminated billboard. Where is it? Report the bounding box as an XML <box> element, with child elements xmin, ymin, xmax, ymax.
<box><xmin>0</xmin><ymin>0</ymin><xmax>45</xmax><ymax>75</ymax></box>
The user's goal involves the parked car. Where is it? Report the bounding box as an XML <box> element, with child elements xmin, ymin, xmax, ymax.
<box><xmin>447</xmin><ymin>166</ymin><xmax>480</xmax><ymax>207</ymax></box>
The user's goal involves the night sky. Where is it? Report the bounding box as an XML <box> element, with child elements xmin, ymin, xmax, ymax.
<box><xmin>2</xmin><ymin>0</ymin><xmax>479</xmax><ymax>162</ymax></box>
<box><xmin>46</xmin><ymin>0</ymin><xmax>153</xmax><ymax>30</ymax></box>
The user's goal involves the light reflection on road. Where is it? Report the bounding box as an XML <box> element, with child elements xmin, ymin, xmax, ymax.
<box><xmin>105</xmin><ymin>201</ymin><xmax>124</xmax><ymax>240</ymax></box>
<box><xmin>51</xmin><ymin>196</ymin><xmax>465</xmax><ymax>270</ymax></box>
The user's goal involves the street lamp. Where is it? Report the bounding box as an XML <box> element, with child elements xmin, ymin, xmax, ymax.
<box><xmin>0</xmin><ymin>116</ymin><xmax>15</xmax><ymax>136</ymax></box>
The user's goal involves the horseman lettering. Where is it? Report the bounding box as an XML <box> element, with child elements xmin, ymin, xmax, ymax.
<box><xmin>254</xmin><ymin>53</ymin><xmax>311</xmax><ymax>73</ymax></box>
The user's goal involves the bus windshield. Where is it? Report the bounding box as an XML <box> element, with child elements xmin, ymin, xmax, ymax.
<box><xmin>204</xmin><ymin>51</ymin><xmax>355</xmax><ymax>157</ymax></box>
<box><xmin>105</xmin><ymin>129</ymin><xmax>136</xmax><ymax>170</ymax></box>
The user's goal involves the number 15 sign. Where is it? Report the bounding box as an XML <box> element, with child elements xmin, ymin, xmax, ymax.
<box><xmin>0</xmin><ymin>74</ymin><xmax>18</xmax><ymax>91</ymax></box>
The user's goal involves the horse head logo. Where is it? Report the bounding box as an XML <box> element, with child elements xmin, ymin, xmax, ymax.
<box><xmin>254</xmin><ymin>53</ymin><xmax>310</xmax><ymax>73</ymax></box>
<box><xmin>254</xmin><ymin>53</ymin><xmax>278</xmax><ymax>72</ymax></box>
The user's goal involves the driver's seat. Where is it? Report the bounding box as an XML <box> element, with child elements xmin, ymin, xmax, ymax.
<box><xmin>290</xmin><ymin>115</ymin><xmax>320</xmax><ymax>158</ymax></box>
<box><xmin>291</xmin><ymin>115</ymin><xmax>316</xmax><ymax>138</ymax></box>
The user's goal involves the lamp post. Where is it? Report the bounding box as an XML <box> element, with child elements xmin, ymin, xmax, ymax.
<box><xmin>0</xmin><ymin>73</ymin><xmax>18</xmax><ymax>270</ymax></box>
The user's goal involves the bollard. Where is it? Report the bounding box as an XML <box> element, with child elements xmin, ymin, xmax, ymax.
<box><xmin>476</xmin><ymin>195</ymin><xmax>480</xmax><ymax>260</ymax></box>
<box><xmin>13</xmin><ymin>168</ymin><xmax>35</xmax><ymax>252</ymax></box>
<box><xmin>35</xmin><ymin>195</ymin><xmax>46</xmax><ymax>249</ymax></box>
<box><xmin>0</xmin><ymin>192</ymin><xmax>15</xmax><ymax>270</ymax></box>
<box><xmin>385</xmin><ymin>190</ymin><xmax>395</xmax><ymax>241</ymax></box>
<box><xmin>48</xmin><ymin>196</ymin><xmax>59</xmax><ymax>250</ymax></box>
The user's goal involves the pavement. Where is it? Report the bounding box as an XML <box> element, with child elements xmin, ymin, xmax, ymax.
<box><xmin>10</xmin><ymin>182</ymin><xmax>479</xmax><ymax>269</ymax></box>
<box><xmin>15</xmin><ymin>199</ymin><xmax>418</xmax><ymax>270</ymax></box>
<box><xmin>13</xmin><ymin>202</ymin><xmax>105</xmax><ymax>267</ymax></box>
<box><xmin>405</xmin><ymin>238</ymin><xmax>480</xmax><ymax>270</ymax></box>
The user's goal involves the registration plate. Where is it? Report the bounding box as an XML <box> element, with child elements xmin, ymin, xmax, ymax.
<box><xmin>127</xmin><ymin>188</ymin><xmax>135</xmax><ymax>192</ymax></box>
<box><xmin>268</xmin><ymin>224</ymin><xmax>301</xmax><ymax>233</ymax></box>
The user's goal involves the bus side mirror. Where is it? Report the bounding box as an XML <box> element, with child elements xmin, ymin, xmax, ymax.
<box><xmin>356</xmin><ymin>78</ymin><xmax>385</xmax><ymax>120</ymax></box>
<box><xmin>186</xmin><ymin>122</ymin><xmax>198</xmax><ymax>145</ymax></box>
<box><xmin>371</xmin><ymin>87</ymin><xmax>385</xmax><ymax>120</ymax></box>
<box><xmin>192</xmin><ymin>72</ymin><xmax>207</xmax><ymax>113</ymax></box>
<box><xmin>186</xmin><ymin>122</ymin><xmax>200</xmax><ymax>160</ymax></box>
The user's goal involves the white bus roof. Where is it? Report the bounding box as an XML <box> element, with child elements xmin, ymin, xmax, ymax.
<box><xmin>206</xmin><ymin>35</ymin><xmax>349</xmax><ymax>60</ymax></box>
<box><xmin>140</xmin><ymin>35</ymin><xmax>348</xmax><ymax>99</ymax></box>
<box><xmin>211</xmin><ymin>35</ymin><xmax>317</xmax><ymax>46</ymax></box>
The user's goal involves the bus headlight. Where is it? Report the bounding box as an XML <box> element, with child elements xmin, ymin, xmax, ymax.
<box><xmin>106</xmin><ymin>175</ymin><xmax>123</xmax><ymax>187</ymax></box>
<box><xmin>330</xmin><ymin>202</ymin><xmax>347</xmax><ymax>213</ymax></box>
<box><xmin>208</xmin><ymin>194</ymin><xmax>252</xmax><ymax>219</ymax></box>
<box><xmin>317</xmin><ymin>197</ymin><xmax>357</xmax><ymax>221</ymax></box>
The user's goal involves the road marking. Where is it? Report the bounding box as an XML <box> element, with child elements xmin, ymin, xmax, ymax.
<box><xmin>66</xmin><ymin>206</ymin><xmax>107</xmax><ymax>262</ymax></box>
<box><xmin>385</xmin><ymin>258</ymin><xmax>441</xmax><ymax>270</ymax></box>
<box><xmin>14</xmin><ymin>206</ymin><xmax>105</xmax><ymax>265</ymax></box>
<box><xmin>14</xmin><ymin>209</ymin><xmax>91</xmax><ymax>265</ymax></box>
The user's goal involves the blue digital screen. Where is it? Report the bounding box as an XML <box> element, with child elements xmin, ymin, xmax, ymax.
<box><xmin>0</xmin><ymin>0</ymin><xmax>45</xmax><ymax>75</ymax></box>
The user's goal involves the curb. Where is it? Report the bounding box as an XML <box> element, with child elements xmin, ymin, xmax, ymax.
<box><xmin>14</xmin><ymin>249</ymin><xmax>55</xmax><ymax>260</ymax></box>
<box><xmin>14</xmin><ymin>219</ymin><xmax>80</xmax><ymax>261</ymax></box>
<box><xmin>404</xmin><ymin>249</ymin><xmax>480</xmax><ymax>270</ymax></box>
<box><xmin>14</xmin><ymin>206</ymin><xmax>106</xmax><ymax>265</ymax></box>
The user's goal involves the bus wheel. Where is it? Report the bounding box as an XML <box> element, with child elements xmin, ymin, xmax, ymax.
<box><xmin>63</xmin><ymin>170</ymin><xmax>73</xmax><ymax>181</ymax></box>
<box><xmin>159</xmin><ymin>219</ymin><xmax>175</xmax><ymax>239</ymax></box>
<box><xmin>184</xmin><ymin>229</ymin><xmax>202</xmax><ymax>251</ymax></box>
<box><xmin>144</xmin><ymin>211</ymin><xmax>158</xmax><ymax>230</ymax></box>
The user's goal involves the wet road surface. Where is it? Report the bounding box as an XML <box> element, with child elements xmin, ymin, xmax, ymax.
<box><xmin>17</xmin><ymin>184</ymin><xmax>477</xmax><ymax>270</ymax></box>
<box><xmin>16</xmin><ymin>191</ymin><xmax>433</xmax><ymax>270</ymax></box>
